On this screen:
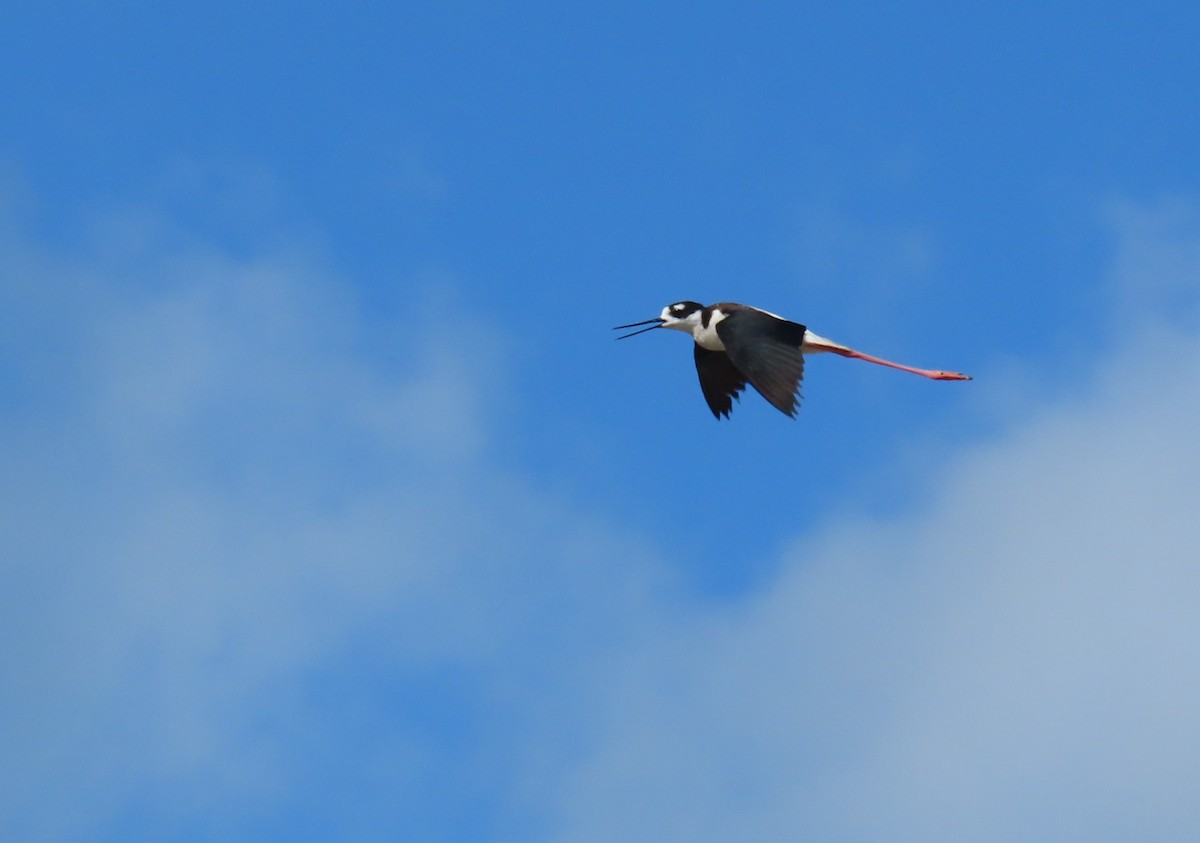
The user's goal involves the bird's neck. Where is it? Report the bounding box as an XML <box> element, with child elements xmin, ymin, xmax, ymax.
<box><xmin>692</xmin><ymin>308</ymin><xmax>727</xmax><ymax>351</ymax></box>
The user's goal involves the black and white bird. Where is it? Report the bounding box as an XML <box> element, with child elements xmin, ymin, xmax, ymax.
<box><xmin>615</xmin><ymin>301</ymin><xmax>971</xmax><ymax>419</ymax></box>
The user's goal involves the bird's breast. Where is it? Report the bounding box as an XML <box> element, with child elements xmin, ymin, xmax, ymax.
<box><xmin>693</xmin><ymin>310</ymin><xmax>727</xmax><ymax>351</ymax></box>
<box><xmin>693</xmin><ymin>323</ymin><xmax>726</xmax><ymax>351</ymax></box>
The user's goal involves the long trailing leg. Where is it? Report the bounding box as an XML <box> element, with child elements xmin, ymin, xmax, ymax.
<box><xmin>802</xmin><ymin>332</ymin><xmax>972</xmax><ymax>381</ymax></box>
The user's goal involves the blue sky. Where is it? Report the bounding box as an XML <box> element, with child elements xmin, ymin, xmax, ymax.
<box><xmin>3</xmin><ymin>2</ymin><xmax>1200</xmax><ymax>840</ymax></box>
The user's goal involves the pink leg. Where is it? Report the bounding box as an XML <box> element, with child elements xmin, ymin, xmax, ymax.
<box><xmin>807</xmin><ymin>340</ymin><xmax>972</xmax><ymax>381</ymax></box>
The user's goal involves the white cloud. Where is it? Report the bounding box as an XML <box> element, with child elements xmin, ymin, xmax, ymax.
<box><xmin>3</xmin><ymin>197</ymin><xmax>1199</xmax><ymax>842</ymax></box>
<box><xmin>548</xmin><ymin>204</ymin><xmax>1200</xmax><ymax>841</ymax></box>
<box><xmin>0</xmin><ymin>209</ymin><xmax>667</xmax><ymax>840</ymax></box>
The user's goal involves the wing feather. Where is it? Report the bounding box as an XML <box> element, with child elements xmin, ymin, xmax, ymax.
<box><xmin>715</xmin><ymin>310</ymin><xmax>807</xmax><ymax>417</ymax></box>
<box><xmin>693</xmin><ymin>345</ymin><xmax>748</xmax><ymax>419</ymax></box>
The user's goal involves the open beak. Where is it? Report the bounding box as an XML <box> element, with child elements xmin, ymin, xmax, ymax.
<box><xmin>613</xmin><ymin>317</ymin><xmax>664</xmax><ymax>340</ymax></box>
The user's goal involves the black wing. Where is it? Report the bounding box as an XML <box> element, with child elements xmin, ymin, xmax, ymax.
<box><xmin>715</xmin><ymin>310</ymin><xmax>807</xmax><ymax>417</ymax></box>
<box><xmin>693</xmin><ymin>344</ymin><xmax>748</xmax><ymax>419</ymax></box>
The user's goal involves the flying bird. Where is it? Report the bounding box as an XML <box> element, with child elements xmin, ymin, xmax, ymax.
<box><xmin>615</xmin><ymin>301</ymin><xmax>971</xmax><ymax>419</ymax></box>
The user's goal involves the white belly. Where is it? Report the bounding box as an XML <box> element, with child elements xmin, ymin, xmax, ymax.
<box><xmin>800</xmin><ymin>330</ymin><xmax>849</xmax><ymax>354</ymax></box>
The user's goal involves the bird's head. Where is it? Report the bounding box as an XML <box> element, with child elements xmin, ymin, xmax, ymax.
<box><xmin>614</xmin><ymin>301</ymin><xmax>704</xmax><ymax>339</ymax></box>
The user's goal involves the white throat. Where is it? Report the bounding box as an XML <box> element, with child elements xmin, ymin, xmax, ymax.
<box><xmin>659</xmin><ymin>306</ymin><xmax>727</xmax><ymax>351</ymax></box>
